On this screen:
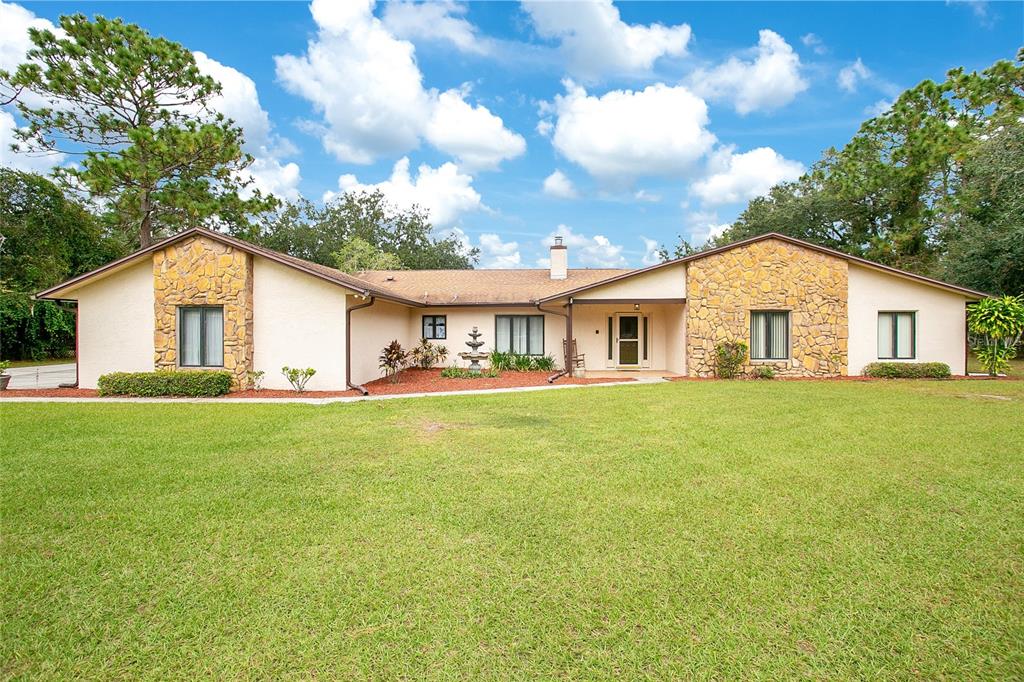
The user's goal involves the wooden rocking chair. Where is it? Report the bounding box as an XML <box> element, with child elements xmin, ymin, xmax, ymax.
<box><xmin>563</xmin><ymin>338</ymin><xmax>586</xmax><ymax>372</ymax></box>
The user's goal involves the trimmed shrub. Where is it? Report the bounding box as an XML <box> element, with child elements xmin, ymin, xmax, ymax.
<box><xmin>862</xmin><ymin>362</ymin><xmax>952</xmax><ymax>379</ymax></box>
<box><xmin>98</xmin><ymin>370</ymin><xmax>232</xmax><ymax>397</ymax></box>
<box><xmin>751</xmin><ymin>366</ymin><xmax>775</xmax><ymax>380</ymax></box>
<box><xmin>715</xmin><ymin>341</ymin><xmax>747</xmax><ymax>379</ymax></box>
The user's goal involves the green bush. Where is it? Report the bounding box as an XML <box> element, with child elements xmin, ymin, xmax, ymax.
<box><xmin>97</xmin><ymin>370</ymin><xmax>233</xmax><ymax>397</ymax></box>
<box><xmin>488</xmin><ymin>351</ymin><xmax>513</xmax><ymax>371</ymax></box>
<box><xmin>440</xmin><ymin>366</ymin><xmax>499</xmax><ymax>379</ymax></box>
<box><xmin>281</xmin><ymin>366</ymin><xmax>316</xmax><ymax>392</ymax></box>
<box><xmin>715</xmin><ymin>341</ymin><xmax>748</xmax><ymax>379</ymax></box>
<box><xmin>531</xmin><ymin>355</ymin><xmax>556</xmax><ymax>371</ymax></box>
<box><xmin>862</xmin><ymin>362</ymin><xmax>952</xmax><ymax>379</ymax></box>
<box><xmin>751</xmin><ymin>366</ymin><xmax>775</xmax><ymax>380</ymax></box>
<box><xmin>488</xmin><ymin>351</ymin><xmax>556</xmax><ymax>372</ymax></box>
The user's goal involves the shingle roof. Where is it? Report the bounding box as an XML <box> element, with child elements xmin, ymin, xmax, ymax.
<box><xmin>356</xmin><ymin>268</ymin><xmax>631</xmax><ymax>305</ymax></box>
<box><xmin>38</xmin><ymin>227</ymin><xmax>986</xmax><ymax>305</ymax></box>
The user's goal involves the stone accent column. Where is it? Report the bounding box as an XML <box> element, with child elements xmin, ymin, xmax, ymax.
<box><xmin>685</xmin><ymin>238</ymin><xmax>848</xmax><ymax>377</ymax></box>
<box><xmin>153</xmin><ymin>235</ymin><xmax>253</xmax><ymax>388</ymax></box>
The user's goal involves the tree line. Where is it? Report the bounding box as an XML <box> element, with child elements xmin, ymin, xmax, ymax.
<box><xmin>662</xmin><ymin>49</ymin><xmax>1024</xmax><ymax>298</ymax></box>
<box><xmin>0</xmin><ymin>14</ymin><xmax>475</xmax><ymax>360</ymax></box>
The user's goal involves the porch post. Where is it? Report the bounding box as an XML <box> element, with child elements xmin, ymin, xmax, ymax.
<box><xmin>565</xmin><ymin>298</ymin><xmax>573</xmax><ymax>370</ymax></box>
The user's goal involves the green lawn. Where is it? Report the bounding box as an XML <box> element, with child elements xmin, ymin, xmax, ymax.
<box><xmin>967</xmin><ymin>351</ymin><xmax>1024</xmax><ymax>376</ymax></box>
<box><xmin>3</xmin><ymin>380</ymin><xmax>1023</xmax><ymax>679</ymax></box>
<box><xmin>3</xmin><ymin>358</ymin><xmax>75</xmax><ymax>369</ymax></box>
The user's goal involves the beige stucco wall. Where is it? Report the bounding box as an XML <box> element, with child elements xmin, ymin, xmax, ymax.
<box><xmin>252</xmin><ymin>256</ymin><xmax>350</xmax><ymax>390</ymax></box>
<box><xmin>847</xmin><ymin>264</ymin><xmax>968</xmax><ymax>375</ymax></box>
<box><xmin>406</xmin><ymin>306</ymin><xmax>566</xmax><ymax>370</ymax></box>
<box><xmin>573</xmin><ymin>262</ymin><xmax>686</xmax><ymax>300</ymax></box>
<box><xmin>349</xmin><ymin>298</ymin><xmax>413</xmax><ymax>385</ymax></box>
<box><xmin>571</xmin><ymin>303</ymin><xmax>684</xmax><ymax>371</ymax></box>
<box><xmin>75</xmin><ymin>259</ymin><xmax>154</xmax><ymax>388</ymax></box>
<box><xmin>686</xmin><ymin>238</ymin><xmax>849</xmax><ymax>377</ymax></box>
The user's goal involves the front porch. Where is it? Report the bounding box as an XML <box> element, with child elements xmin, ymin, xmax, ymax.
<box><xmin>553</xmin><ymin>298</ymin><xmax>688</xmax><ymax>377</ymax></box>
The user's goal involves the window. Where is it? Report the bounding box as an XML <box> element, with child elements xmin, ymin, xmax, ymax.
<box><xmin>179</xmin><ymin>306</ymin><xmax>224</xmax><ymax>367</ymax></box>
<box><xmin>422</xmin><ymin>315</ymin><xmax>446</xmax><ymax>340</ymax></box>
<box><xmin>495</xmin><ymin>315</ymin><xmax>544</xmax><ymax>355</ymax></box>
<box><xmin>750</xmin><ymin>310</ymin><xmax>790</xmax><ymax>360</ymax></box>
<box><xmin>878</xmin><ymin>311</ymin><xmax>915</xmax><ymax>359</ymax></box>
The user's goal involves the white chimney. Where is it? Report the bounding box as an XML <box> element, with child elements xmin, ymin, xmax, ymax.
<box><xmin>549</xmin><ymin>235</ymin><xmax>567</xmax><ymax>280</ymax></box>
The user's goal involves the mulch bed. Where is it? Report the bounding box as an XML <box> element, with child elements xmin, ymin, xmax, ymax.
<box><xmin>0</xmin><ymin>369</ymin><xmax>633</xmax><ymax>400</ymax></box>
<box><xmin>353</xmin><ymin>368</ymin><xmax>634</xmax><ymax>395</ymax></box>
<box><xmin>668</xmin><ymin>374</ymin><xmax>1015</xmax><ymax>382</ymax></box>
<box><xmin>0</xmin><ymin>388</ymin><xmax>100</xmax><ymax>398</ymax></box>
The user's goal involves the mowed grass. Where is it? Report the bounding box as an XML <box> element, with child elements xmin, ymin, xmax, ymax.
<box><xmin>2</xmin><ymin>380</ymin><xmax>1023</xmax><ymax>679</ymax></box>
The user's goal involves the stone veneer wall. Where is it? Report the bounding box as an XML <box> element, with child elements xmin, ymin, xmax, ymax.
<box><xmin>153</xmin><ymin>235</ymin><xmax>253</xmax><ymax>387</ymax></box>
<box><xmin>686</xmin><ymin>238</ymin><xmax>848</xmax><ymax>377</ymax></box>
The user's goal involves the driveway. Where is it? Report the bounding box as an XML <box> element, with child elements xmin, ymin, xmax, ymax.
<box><xmin>6</xmin><ymin>363</ymin><xmax>77</xmax><ymax>389</ymax></box>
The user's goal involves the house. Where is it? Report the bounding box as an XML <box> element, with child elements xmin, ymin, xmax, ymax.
<box><xmin>36</xmin><ymin>227</ymin><xmax>984</xmax><ymax>391</ymax></box>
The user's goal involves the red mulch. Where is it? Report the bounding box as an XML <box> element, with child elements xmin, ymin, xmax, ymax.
<box><xmin>0</xmin><ymin>369</ymin><xmax>631</xmax><ymax>400</ymax></box>
<box><xmin>668</xmin><ymin>374</ymin><xmax>1014</xmax><ymax>382</ymax></box>
<box><xmin>355</xmin><ymin>368</ymin><xmax>633</xmax><ymax>395</ymax></box>
<box><xmin>0</xmin><ymin>388</ymin><xmax>99</xmax><ymax>398</ymax></box>
<box><xmin>232</xmin><ymin>369</ymin><xmax>633</xmax><ymax>397</ymax></box>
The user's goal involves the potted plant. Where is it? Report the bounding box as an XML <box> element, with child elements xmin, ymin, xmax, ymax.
<box><xmin>0</xmin><ymin>361</ymin><xmax>11</xmax><ymax>390</ymax></box>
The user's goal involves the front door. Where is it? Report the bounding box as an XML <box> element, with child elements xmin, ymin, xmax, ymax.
<box><xmin>617</xmin><ymin>314</ymin><xmax>640</xmax><ymax>367</ymax></box>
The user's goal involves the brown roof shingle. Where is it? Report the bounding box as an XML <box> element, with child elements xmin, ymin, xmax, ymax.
<box><xmin>356</xmin><ymin>268</ymin><xmax>631</xmax><ymax>305</ymax></box>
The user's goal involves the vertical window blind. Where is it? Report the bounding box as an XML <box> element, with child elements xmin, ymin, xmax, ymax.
<box><xmin>877</xmin><ymin>312</ymin><xmax>915</xmax><ymax>359</ymax></box>
<box><xmin>495</xmin><ymin>315</ymin><xmax>544</xmax><ymax>355</ymax></box>
<box><xmin>179</xmin><ymin>306</ymin><xmax>224</xmax><ymax>367</ymax></box>
<box><xmin>750</xmin><ymin>311</ymin><xmax>789</xmax><ymax>360</ymax></box>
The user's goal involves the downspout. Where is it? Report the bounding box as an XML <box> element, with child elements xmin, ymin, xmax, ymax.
<box><xmin>537</xmin><ymin>300</ymin><xmax>571</xmax><ymax>383</ymax></box>
<box><xmin>346</xmin><ymin>296</ymin><xmax>375</xmax><ymax>395</ymax></box>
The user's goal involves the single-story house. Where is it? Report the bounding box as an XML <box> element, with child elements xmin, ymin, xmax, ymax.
<box><xmin>36</xmin><ymin>227</ymin><xmax>984</xmax><ymax>391</ymax></box>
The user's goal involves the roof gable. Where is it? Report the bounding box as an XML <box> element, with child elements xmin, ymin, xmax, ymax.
<box><xmin>539</xmin><ymin>232</ymin><xmax>987</xmax><ymax>301</ymax></box>
<box><xmin>36</xmin><ymin>228</ymin><xmax>421</xmax><ymax>305</ymax></box>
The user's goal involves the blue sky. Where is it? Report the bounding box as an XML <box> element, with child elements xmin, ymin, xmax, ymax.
<box><xmin>2</xmin><ymin>1</ymin><xmax>1021</xmax><ymax>268</ymax></box>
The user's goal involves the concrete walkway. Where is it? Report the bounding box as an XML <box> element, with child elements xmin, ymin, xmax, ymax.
<box><xmin>1</xmin><ymin>375</ymin><xmax>670</xmax><ymax>404</ymax></box>
<box><xmin>5</xmin><ymin>363</ymin><xmax>76</xmax><ymax>389</ymax></box>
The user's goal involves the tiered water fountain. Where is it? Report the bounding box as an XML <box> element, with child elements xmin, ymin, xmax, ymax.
<box><xmin>458</xmin><ymin>326</ymin><xmax>488</xmax><ymax>375</ymax></box>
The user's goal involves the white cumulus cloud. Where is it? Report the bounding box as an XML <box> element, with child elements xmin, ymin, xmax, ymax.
<box><xmin>692</xmin><ymin>146</ymin><xmax>804</xmax><ymax>206</ymax></box>
<box><xmin>275</xmin><ymin>0</ymin><xmax>523</xmax><ymax>169</ymax></box>
<box><xmin>425</xmin><ymin>87</ymin><xmax>525</xmax><ymax>171</ymax></box>
<box><xmin>523</xmin><ymin>0</ymin><xmax>691</xmax><ymax>82</ymax></box>
<box><xmin>193</xmin><ymin>52</ymin><xmax>302</xmax><ymax>200</ymax></box>
<box><xmin>800</xmin><ymin>33</ymin><xmax>827</xmax><ymax>55</ymax></box>
<box><xmin>690</xmin><ymin>29</ymin><xmax>808</xmax><ymax>115</ymax></box>
<box><xmin>837</xmin><ymin>58</ymin><xmax>871</xmax><ymax>93</ymax></box>
<box><xmin>0</xmin><ymin>0</ymin><xmax>57</xmax><ymax>73</ymax></box>
<box><xmin>383</xmin><ymin>0</ymin><xmax>490</xmax><ymax>54</ymax></box>
<box><xmin>0</xmin><ymin>109</ymin><xmax>64</xmax><ymax>173</ymax></box>
<box><xmin>640</xmin><ymin>236</ymin><xmax>661</xmax><ymax>266</ymax></box>
<box><xmin>685</xmin><ymin>209</ymin><xmax>732</xmax><ymax>245</ymax></box>
<box><xmin>543</xmin><ymin>224</ymin><xmax>627</xmax><ymax>268</ymax></box>
<box><xmin>0</xmin><ymin>2</ymin><xmax>66</xmax><ymax>173</ymax></box>
<box><xmin>478</xmin><ymin>232</ymin><xmax>522</xmax><ymax>268</ymax></box>
<box><xmin>542</xmin><ymin>169</ymin><xmax>578</xmax><ymax>199</ymax></box>
<box><xmin>549</xmin><ymin>80</ymin><xmax>716</xmax><ymax>182</ymax></box>
<box><xmin>326</xmin><ymin>157</ymin><xmax>483</xmax><ymax>227</ymax></box>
